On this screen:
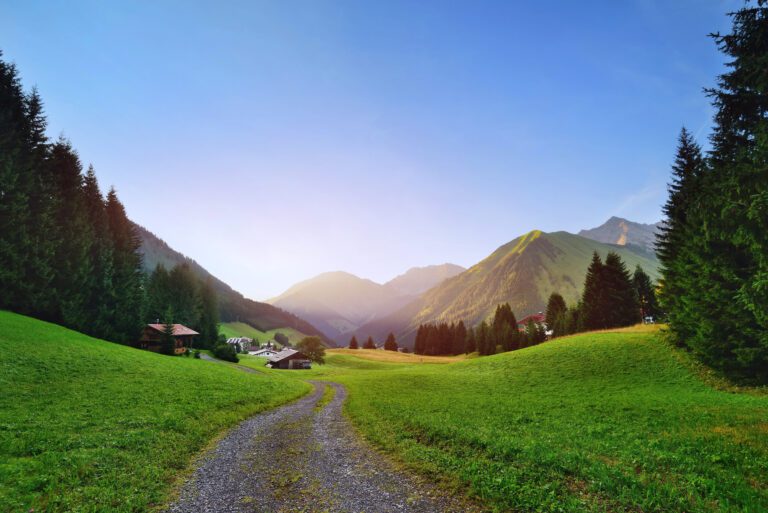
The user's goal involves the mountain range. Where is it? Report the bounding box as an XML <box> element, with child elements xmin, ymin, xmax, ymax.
<box><xmin>133</xmin><ymin>223</ymin><xmax>330</xmax><ymax>343</ymax></box>
<box><xmin>266</xmin><ymin>264</ymin><xmax>465</xmax><ymax>341</ymax></box>
<box><xmin>269</xmin><ymin>217</ymin><xmax>661</xmax><ymax>347</ymax></box>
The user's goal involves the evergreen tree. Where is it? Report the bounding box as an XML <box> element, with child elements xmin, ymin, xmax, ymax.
<box><xmin>633</xmin><ymin>265</ymin><xmax>660</xmax><ymax>322</ymax></box>
<box><xmin>452</xmin><ymin>321</ymin><xmax>467</xmax><ymax>355</ymax></box>
<box><xmin>348</xmin><ymin>335</ymin><xmax>359</xmax><ymax>349</ymax></box>
<box><xmin>414</xmin><ymin>325</ymin><xmax>426</xmax><ymax>355</ymax></box>
<box><xmin>160</xmin><ymin>309</ymin><xmax>177</xmax><ymax>356</ymax></box>
<box><xmin>197</xmin><ymin>279</ymin><xmax>219</xmax><ymax>349</ymax></box>
<box><xmin>602</xmin><ymin>252</ymin><xmax>640</xmax><ymax>328</ymax></box>
<box><xmin>465</xmin><ymin>327</ymin><xmax>477</xmax><ymax>353</ymax></box>
<box><xmin>363</xmin><ymin>336</ymin><xmax>376</xmax><ymax>349</ymax></box>
<box><xmin>106</xmin><ymin>188</ymin><xmax>144</xmax><ymax>343</ymax></box>
<box><xmin>545</xmin><ymin>293</ymin><xmax>567</xmax><ymax>338</ymax></box>
<box><xmin>384</xmin><ymin>332</ymin><xmax>398</xmax><ymax>351</ymax></box>
<box><xmin>50</xmin><ymin>139</ymin><xmax>93</xmax><ymax>332</ymax></box>
<box><xmin>581</xmin><ymin>252</ymin><xmax>606</xmax><ymax>330</ymax></box>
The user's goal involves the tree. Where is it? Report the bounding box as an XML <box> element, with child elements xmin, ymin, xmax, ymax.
<box><xmin>492</xmin><ymin>303</ymin><xmax>518</xmax><ymax>351</ymax></box>
<box><xmin>197</xmin><ymin>279</ymin><xmax>219</xmax><ymax>349</ymax></box>
<box><xmin>160</xmin><ymin>310</ymin><xmax>177</xmax><ymax>356</ymax></box>
<box><xmin>465</xmin><ymin>327</ymin><xmax>477</xmax><ymax>353</ymax></box>
<box><xmin>384</xmin><ymin>332</ymin><xmax>398</xmax><ymax>351</ymax></box>
<box><xmin>106</xmin><ymin>188</ymin><xmax>144</xmax><ymax>343</ymax></box>
<box><xmin>545</xmin><ymin>293</ymin><xmax>567</xmax><ymax>338</ymax></box>
<box><xmin>633</xmin><ymin>266</ymin><xmax>660</xmax><ymax>322</ymax></box>
<box><xmin>348</xmin><ymin>335</ymin><xmax>359</xmax><ymax>349</ymax></box>
<box><xmin>273</xmin><ymin>332</ymin><xmax>289</xmax><ymax>346</ymax></box>
<box><xmin>451</xmin><ymin>321</ymin><xmax>467</xmax><ymax>355</ymax></box>
<box><xmin>602</xmin><ymin>252</ymin><xmax>640</xmax><ymax>328</ymax></box>
<box><xmin>297</xmin><ymin>336</ymin><xmax>326</xmax><ymax>365</ymax></box>
<box><xmin>581</xmin><ymin>252</ymin><xmax>607</xmax><ymax>330</ymax></box>
<box><xmin>363</xmin><ymin>336</ymin><xmax>376</xmax><ymax>349</ymax></box>
<box><xmin>414</xmin><ymin>325</ymin><xmax>426</xmax><ymax>355</ymax></box>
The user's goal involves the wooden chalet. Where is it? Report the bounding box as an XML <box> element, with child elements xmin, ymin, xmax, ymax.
<box><xmin>266</xmin><ymin>348</ymin><xmax>311</xmax><ymax>369</ymax></box>
<box><xmin>138</xmin><ymin>324</ymin><xmax>199</xmax><ymax>355</ymax></box>
<box><xmin>517</xmin><ymin>313</ymin><xmax>546</xmax><ymax>332</ymax></box>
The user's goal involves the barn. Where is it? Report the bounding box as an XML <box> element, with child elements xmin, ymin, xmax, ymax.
<box><xmin>137</xmin><ymin>324</ymin><xmax>199</xmax><ymax>354</ymax></box>
<box><xmin>266</xmin><ymin>348</ymin><xmax>311</xmax><ymax>369</ymax></box>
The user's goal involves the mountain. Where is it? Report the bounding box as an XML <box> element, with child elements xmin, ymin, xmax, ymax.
<box><xmin>133</xmin><ymin>223</ymin><xmax>331</xmax><ymax>344</ymax></box>
<box><xmin>578</xmin><ymin>216</ymin><xmax>661</xmax><ymax>252</ymax></box>
<box><xmin>355</xmin><ymin>230</ymin><xmax>660</xmax><ymax>348</ymax></box>
<box><xmin>384</xmin><ymin>263</ymin><xmax>465</xmax><ymax>296</ymax></box>
<box><xmin>268</xmin><ymin>265</ymin><xmax>465</xmax><ymax>342</ymax></box>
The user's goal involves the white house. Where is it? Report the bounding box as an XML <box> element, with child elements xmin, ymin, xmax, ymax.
<box><xmin>249</xmin><ymin>347</ymin><xmax>279</xmax><ymax>357</ymax></box>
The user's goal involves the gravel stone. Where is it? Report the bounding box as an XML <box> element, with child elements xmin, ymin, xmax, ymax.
<box><xmin>166</xmin><ymin>381</ymin><xmax>484</xmax><ymax>513</ymax></box>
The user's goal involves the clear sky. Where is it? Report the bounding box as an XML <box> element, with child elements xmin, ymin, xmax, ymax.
<box><xmin>2</xmin><ymin>0</ymin><xmax>738</xmax><ymax>299</ymax></box>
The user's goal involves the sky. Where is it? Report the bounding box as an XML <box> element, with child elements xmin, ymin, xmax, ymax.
<box><xmin>2</xmin><ymin>0</ymin><xmax>739</xmax><ymax>299</ymax></box>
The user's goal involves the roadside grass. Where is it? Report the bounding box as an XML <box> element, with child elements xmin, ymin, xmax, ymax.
<box><xmin>314</xmin><ymin>384</ymin><xmax>336</xmax><ymax>412</ymax></box>
<box><xmin>325</xmin><ymin>329</ymin><xmax>768</xmax><ymax>512</ymax></box>
<box><xmin>328</xmin><ymin>348</ymin><xmax>466</xmax><ymax>364</ymax></box>
<box><xmin>0</xmin><ymin>311</ymin><xmax>311</xmax><ymax>513</ymax></box>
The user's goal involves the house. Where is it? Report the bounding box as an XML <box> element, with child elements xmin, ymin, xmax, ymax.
<box><xmin>250</xmin><ymin>347</ymin><xmax>279</xmax><ymax>357</ymax></box>
<box><xmin>226</xmin><ymin>337</ymin><xmax>252</xmax><ymax>350</ymax></box>
<box><xmin>266</xmin><ymin>348</ymin><xmax>312</xmax><ymax>369</ymax></box>
<box><xmin>137</xmin><ymin>324</ymin><xmax>199</xmax><ymax>354</ymax></box>
<box><xmin>517</xmin><ymin>313</ymin><xmax>547</xmax><ymax>332</ymax></box>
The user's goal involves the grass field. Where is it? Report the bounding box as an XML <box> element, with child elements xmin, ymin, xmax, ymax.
<box><xmin>256</xmin><ymin>326</ymin><xmax>768</xmax><ymax>512</ymax></box>
<box><xmin>0</xmin><ymin>311</ymin><xmax>311</xmax><ymax>513</ymax></box>
<box><xmin>219</xmin><ymin>321</ymin><xmax>309</xmax><ymax>345</ymax></box>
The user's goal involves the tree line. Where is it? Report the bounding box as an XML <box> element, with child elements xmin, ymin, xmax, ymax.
<box><xmin>347</xmin><ymin>333</ymin><xmax>400</xmax><ymax>351</ymax></box>
<box><xmin>0</xmin><ymin>52</ymin><xmax>218</xmax><ymax>350</ymax></box>
<box><xmin>656</xmin><ymin>2</ymin><xmax>768</xmax><ymax>384</ymax></box>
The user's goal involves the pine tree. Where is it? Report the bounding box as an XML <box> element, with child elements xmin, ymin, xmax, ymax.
<box><xmin>633</xmin><ymin>265</ymin><xmax>660</xmax><ymax>322</ymax></box>
<box><xmin>348</xmin><ymin>335</ymin><xmax>359</xmax><ymax>349</ymax></box>
<box><xmin>363</xmin><ymin>336</ymin><xmax>376</xmax><ymax>349</ymax></box>
<box><xmin>545</xmin><ymin>293</ymin><xmax>567</xmax><ymax>338</ymax></box>
<box><xmin>414</xmin><ymin>325</ymin><xmax>426</xmax><ymax>355</ymax></box>
<box><xmin>384</xmin><ymin>332</ymin><xmax>398</xmax><ymax>351</ymax></box>
<box><xmin>452</xmin><ymin>321</ymin><xmax>467</xmax><ymax>355</ymax></box>
<box><xmin>602</xmin><ymin>252</ymin><xmax>640</xmax><ymax>328</ymax></box>
<box><xmin>197</xmin><ymin>279</ymin><xmax>219</xmax><ymax>349</ymax></box>
<box><xmin>160</xmin><ymin>309</ymin><xmax>177</xmax><ymax>356</ymax></box>
<box><xmin>106</xmin><ymin>188</ymin><xmax>144</xmax><ymax>343</ymax></box>
<box><xmin>581</xmin><ymin>252</ymin><xmax>606</xmax><ymax>330</ymax></box>
<box><xmin>465</xmin><ymin>327</ymin><xmax>477</xmax><ymax>353</ymax></box>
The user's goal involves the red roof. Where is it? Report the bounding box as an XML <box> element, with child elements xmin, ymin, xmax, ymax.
<box><xmin>146</xmin><ymin>324</ymin><xmax>199</xmax><ymax>336</ymax></box>
<box><xmin>517</xmin><ymin>313</ymin><xmax>546</xmax><ymax>327</ymax></box>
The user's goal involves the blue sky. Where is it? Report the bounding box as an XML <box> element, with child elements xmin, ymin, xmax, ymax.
<box><xmin>2</xmin><ymin>0</ymin><xmax>738</xmax><ymax>298</ymax></box>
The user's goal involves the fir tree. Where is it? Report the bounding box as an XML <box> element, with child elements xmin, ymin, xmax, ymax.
<box><xmin>384</xmin><ymin>332</ymin><xmax>398</xmax><ymax>351</ymax></box>
<box><xmin>545</xmin><ymin>293</ymin><xmax>567</xmax><ymax>338</ymax></box>
<box><xmin>348</xmin><ymin>335</ymin><xmax>359</xmax><ymax>349</ymax></box>
<box><xmin>160</xmin><ymin>309</ymin><xmax>177</xmax><ymax>356</ymax></box>
<box><xmin>363</xmin><ymin>336</ymin><xmax>376</xmax><ymax>349</ymax></box>
<box><xmin>581</xmin><ymin>252</ymin><xmax>606</xmax><ymax>330</ymax></box>
<box><xmin>602</xmin><ymin>252</ymin><xmax>640</xmax><ymax>328</ymax></box>
<box><xmin>633</xmin><ymin>265</ymin><xmax>660</xmax><ymax>322</ymax></box>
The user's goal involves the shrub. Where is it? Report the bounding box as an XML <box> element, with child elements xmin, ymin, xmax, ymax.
<box><xmin>193</xmin><ymin>350</ymin><xmax>201</xmax><ymax>359</ymax></box>
<box><xmin>212</xmin><ymin>344</ymin><xmax>239</xmax><ymax>363</ymax></box>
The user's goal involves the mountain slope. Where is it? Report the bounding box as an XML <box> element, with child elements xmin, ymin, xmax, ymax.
<box><xmin>268</xmin><ymin>265</ymin><xmax>465</xmax><ymax>342</ymax></box>
<box><xmin>578</xmin><ymin>216</ymin><xmax>661</xmax><ymax>252</ymax></box>
<box><xmin>356</xmin><ymin>230</ymin><xmax>660</xmax><ymax>347</ymax></box>
<box><xmin>134</xmin><ymin>223</ymin><xmax>330</xmax><ymax>343</ymax></box>
<box><xmin>384</xmin><ymin>263</ymin><xmax>465</xmax><ymax>296</ymax></box>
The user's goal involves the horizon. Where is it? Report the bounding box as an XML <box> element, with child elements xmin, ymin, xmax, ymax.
<box><xmin>2</xmin><ymin>0</ymin><xmax>737</xmax><ymax>298</ymax></box>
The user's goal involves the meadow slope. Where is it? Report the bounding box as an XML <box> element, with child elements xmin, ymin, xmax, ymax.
<box><xmin>319</xmin><ymin>329</ymin><xmax>767</xmax><ymax>512</ymax></box>
<box><xmin>0</xmin><ymin>311</ymin><xmax>311</xmax><ymax>513</ymax></box>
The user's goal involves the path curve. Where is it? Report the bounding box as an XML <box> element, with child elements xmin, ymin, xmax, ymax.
<box><xmin>166</xmin><ymin>381</ymin><xmax>482</xmax><ymax>513</ymax></box>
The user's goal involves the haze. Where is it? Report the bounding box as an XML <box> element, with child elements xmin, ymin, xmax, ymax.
<box><xmin>1</xmin><ymin>0</ymin><xmax>737</xmax><ymax>298</ymax></box>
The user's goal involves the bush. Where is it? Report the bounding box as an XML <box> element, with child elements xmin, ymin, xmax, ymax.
<box><xmin>212</xmin><ymin>344</ymin><xmax>239</xmax><ymax>363</ymax></box>
<box><xmin>193</xmin><ymin>350</ymin><xmax>201</xmax><ymax>359</ymax></box>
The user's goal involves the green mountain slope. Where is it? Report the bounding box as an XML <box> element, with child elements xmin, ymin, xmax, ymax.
<box><xmin>356</xmin><ymin>230</ymin><xmax>659</xmax><ymax>346</ymax></box>
<box><xmin>134</xmin><ymin>223</ymin><xmax>330</xmax><ymax>343</ymax></box>
<box><xmin>0</xmin><ymin>311</ymin><xmax>309</xmax><ymax>512</ymax></box>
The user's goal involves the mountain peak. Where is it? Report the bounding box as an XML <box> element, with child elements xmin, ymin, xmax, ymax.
<box><xmin>577</xmin><ymin>217</ymin><xmax>660</xmax><ymax>251</ymax></box>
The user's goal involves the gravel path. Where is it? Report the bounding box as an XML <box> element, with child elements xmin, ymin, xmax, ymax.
<box><xmin>166</xmin><ymin>381</ymin><xmax>483</xmax><ymax>513</ymax></box>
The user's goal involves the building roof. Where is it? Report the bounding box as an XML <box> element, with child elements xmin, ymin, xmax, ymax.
<box><xmin>517</xmin><ymin>313</ymin><xmax>546</xmax><ymax>326</ymax></box>
<box><xmin>146</xmin><ymin>324</ymin><xmax>199</xmax><ymax>336</ymax></box>
<box><xmin>267</xmin><ymin>348</ymin><xmax>308</xmax><ymax>363</ymax></box>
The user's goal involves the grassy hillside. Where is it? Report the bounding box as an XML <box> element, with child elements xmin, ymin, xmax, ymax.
<box><xmin>357</xmin><ymin>230</ymin><xmax>660</xmax><ymax>346</ymax></box>
<box><xmin>292</xmin><ymin>328</ymin><xmax>766</xmax><ymax>512</ymax></box>
<box><xmin>0</xmin><ymin>311</ymin><xmax>311</xmax><ymax>513</ymax></box>
<box><xmin>219</xmin><ymin>321</ymin><xmax>310</xmax><ymax>345</ymax></box>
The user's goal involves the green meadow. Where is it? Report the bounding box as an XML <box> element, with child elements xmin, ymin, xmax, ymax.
<box><xmin>0</xmin><ymin>311</ymin><xmax>310</xmax><ymax>513</ymax></box>
<box><xmin>219</xmin><ymin>321</ymin><xmax>309</xmax><ymax>345</ymax></box>
<box><xmin>263</xmin><ymin>329</ymin><xmax>768</xmax><ymax>513</ymax></box>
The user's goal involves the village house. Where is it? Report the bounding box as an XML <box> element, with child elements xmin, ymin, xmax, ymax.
<box><xmin>137</xmin><ymin>324</ymin><xmax>199</xmax><ymax>354</ymax></box>
<box><xmin>226</xmin><ymin>337</ymin><xmax>252</xmax><ymax>351</ymax></box>
<box><xmin>516</xmin><ymin>312</ymin><xmax>546</xmax><ymax>332</ymax></box>
<box><xmin>250</xmin><ymin>346</ymin><xmax>279</xmax><ymax>357</ymax></box>
<box><xmin>266</xmin><ymin>348</ymin><xmax>312</xmax><ymax>369</ymax></box>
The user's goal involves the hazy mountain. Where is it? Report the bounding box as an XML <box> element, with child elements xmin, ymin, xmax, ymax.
<box><xmin>355</xmin><ymin>230</ymin><xmax>660</xmax><ymax>348</ymax></box>
<box><xmin>268</xmin><ymin>265</ymin><xmax>465</xmax><ymax>342</ymax></box>
<box><xmin>384</xmin><ymin>263</ymin><xmax>465</xmax><ymax>296</ymax></box>
<box><xmin>133</xmin><ymin>223</ymin><xmax>330</xmax><ymax>343</ymax></box>
<box><xmin>578</xmin><ymin>216</ymin><xmax>661</xmax><ymax>252</ymax></box>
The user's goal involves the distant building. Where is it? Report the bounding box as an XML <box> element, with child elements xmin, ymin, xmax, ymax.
<box><xmin>137</xmin><ymin>324</ymin><xmax>199</xmax><ymax>355</ymax></box>
<box><xmin>226</xmin><ymin>337</ymin><xmax>252</xmax><ymax>350</ymax></box>
<box><xmin>266</xmin><ymin>348</ymin><xmax>312</xmax><ymax>369</ymax></box>
<box><xmin>250</xmin><ymin>347</ymin><xmax>279</xmax><ymax>357</ymax></box>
